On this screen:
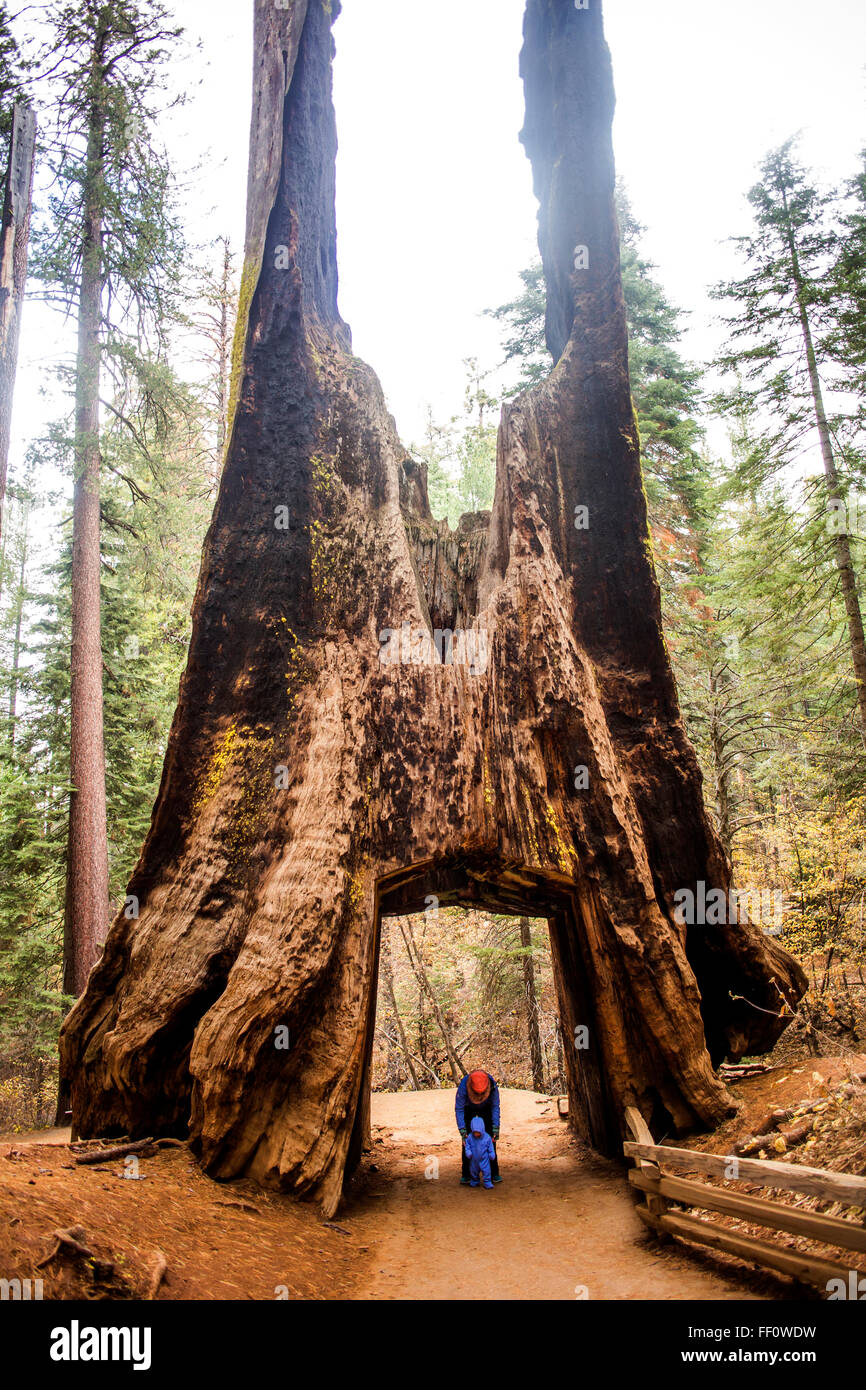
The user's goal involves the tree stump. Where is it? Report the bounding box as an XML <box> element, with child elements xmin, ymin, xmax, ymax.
<box><xmin>59</xmin><ymin>0</ymin><xmax>806</xmax><ymax>1217</ymax></box>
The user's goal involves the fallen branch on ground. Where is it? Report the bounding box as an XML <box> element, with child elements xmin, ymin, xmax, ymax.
<box><xmin>73</xmin><ymin>1138</ymin><xmax>155</xmax><ymax>1166</ymax></box>
<box><xmin>37</xmin><ymin>1225</ymin><xmax>94</xmax><ymax>1267</ymax></box>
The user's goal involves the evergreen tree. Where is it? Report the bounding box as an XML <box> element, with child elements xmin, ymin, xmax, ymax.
<box><xmin>411</xmin><ymin>362</ymin><xmax>498</xmax><ymax>526</ymax></box>
<box><xmin>0</xmin><ymin>2</ymin><xmax>25</xmax><ymax>146</ymax></box>
<box><xmin>827</xmin><ymin>148</ymin><xmax>866</xmax><ymax>412</ymax></box>
<box><xmin>454</xmin><ymin>359</ymin><xmax>497</xmax><ymax>516</ymax></box>
<box><xmin>712</xmin><ymin>139</ymin><xmax>866</xmax><ymax>745</ymax></box>
<box><xmin>29</xmin><ymin>0</ymin><xmax>185</xmax><ymax>998</ymax></box>
<box><xmin>617</xmin><ymin>182</ymin><xmax>706</xmax><ymax>543</ymax></box>
<box><xmin>484</xmin><ymin>260</ymin><xmax>549</xmax><ymax>395</ymax></box>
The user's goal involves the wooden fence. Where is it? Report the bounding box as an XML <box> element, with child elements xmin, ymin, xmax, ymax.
<box><xmin>623</xmin><ymin>1106</ymin><xmax>866</xmax><ymax>1293</ymax></box>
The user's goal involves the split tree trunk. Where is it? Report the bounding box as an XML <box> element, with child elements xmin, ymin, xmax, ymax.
<box><xmin>60</xmin><ymin>0</ymin><xmax>806</xmax><ymax>1217</ymax></box>
<box><xmin>0</xmin><ymin>102</ymin><xmax>36</xmax><ymax>547</ymax></box>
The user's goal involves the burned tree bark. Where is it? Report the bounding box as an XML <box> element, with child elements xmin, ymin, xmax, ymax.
<box><xmin>60</xmin><ymin>0</ymin><xmax>805</xmax><ymax>1217</ymax></box>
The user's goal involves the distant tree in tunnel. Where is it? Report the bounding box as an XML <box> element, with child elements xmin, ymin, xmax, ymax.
<box><xmin>519</xmin><ymin>918</ymin><xmax>545</xmax><ymax>1093</ymax></box>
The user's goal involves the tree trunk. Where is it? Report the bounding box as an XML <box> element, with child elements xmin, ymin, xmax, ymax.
<box><xmin>215</xmin><ymin>238</ymin><xmax>232</xmax><ymax>471</ymax></box>
<box><xmin>780</xmin><ymin>183</ymin><xmax>866</xmax><ymax>745</ymax></box>
<box><xmin>398</xmin><ymin>914</ymin><xmax>465</xmax><ymax>1085</ymax></box>
<box><xmin>554</xmin><ymin>1014</ymin><xmax>565</xmax><ymax>1094</ymax></box>
<box><xmin>59</xmin><ymin>0</ymin><xmax>806</xmax><ymax>1218</ymax></box>
<box><xmin>520</xmin><ymin>917</ymin><xmax>545</xmax><ymax>1092</ymax></box>
<box><xmin>708</xmin><ymin>668</ymin><xmax>733</xmax><ymax>858</ymax></box>
<box><xmin>0</xmin><ymin>102</ymin><xmax>35</xmax><ymax>548</ymax></box>
<box><xmin>380</xmin><ymin>918</ymin><xmax>420</xmax><ymax>1090</ymax></box>
<box><xmin>62</xmin><ymin>34</ymin><xmax>110</xmax><ymax>1004</ymax></box>
<box><xmin>7</xmin><ymin>493</ymin><xmax>28</xmax><ymax>747</ymax></box>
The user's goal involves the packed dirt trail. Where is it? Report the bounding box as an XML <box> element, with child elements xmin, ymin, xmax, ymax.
<box><xmin>346</xmin><ymin>1088</ymin><xmax>764</xmax><ymax>1301</ymax></box>
<box><xmin>4</xmin><ymin>1086</ymin><xmax>813</xmax><ymax>1301</ymax></box>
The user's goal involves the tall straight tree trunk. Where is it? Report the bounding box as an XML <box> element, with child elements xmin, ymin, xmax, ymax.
<box><xmin>215</xmin><ymin>238</ymin><xmax>232</xmax><ymax>470</ymax></box>
<box><xmin>780</xmin><ymin>185</ymin><xmax>866</xmax><ymax>746</ymax></box>
<box><xmin>519</xmin><ymin>916</ymin><xmax>545</xmax><ymax>1092</ymax></box>
<box><xmin>0</xmin><ymin>102</ymin><xmax>36</xmax><ymax>548</ymax></box>
<box><xmin>7</xmin><ymin>493</ymin><xmax>28</xmax><ymax>747</ymax></box>
<box><xmin>708</xmin><ymin>668</ymin><xmax>734</xmax><ymax>857</ymax></box>
<box><xmin>62</xmin><ymin>28</ymin><xmax>110</xmax><ymax>1003</ymax></box>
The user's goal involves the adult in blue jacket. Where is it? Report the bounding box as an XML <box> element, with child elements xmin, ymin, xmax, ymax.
<box><xmin>456</xmin><ymin>1069</ymin><xmax>501</xmax><ymax>1184</ymax></box>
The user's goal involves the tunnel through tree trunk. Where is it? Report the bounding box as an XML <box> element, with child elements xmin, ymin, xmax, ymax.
<box><xmin>59</xmin><ymin>0</ymin><xmax>805</xmax><ymax>1217</ymax></box>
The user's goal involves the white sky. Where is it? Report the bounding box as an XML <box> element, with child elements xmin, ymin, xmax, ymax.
<box><xmin>8</xmin><ymin>0</ymin><xmax>866</xmax><ymax>499</ymax></box>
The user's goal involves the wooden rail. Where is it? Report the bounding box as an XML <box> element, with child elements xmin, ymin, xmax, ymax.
<box><xmin>623</xmin><ymin>1106</ymin><xmax>866</xmax><ymax>1294</ymax></box>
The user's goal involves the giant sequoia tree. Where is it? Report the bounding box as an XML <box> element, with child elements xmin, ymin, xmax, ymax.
<box><xmin>60</xmin><ymin>0</ymin><xmax>805</xmax><ymax>1217</ymax></box>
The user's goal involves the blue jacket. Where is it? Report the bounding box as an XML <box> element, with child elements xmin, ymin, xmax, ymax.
<box><xmin>455</xmin><ymin>1073</ymin><xmax>500</xmax><ymax>1133</ymax></box>
<box><xmin>464</xmin><ymin>1117</ymin><xmax>497</xmax><ymax>1165</ymax></box>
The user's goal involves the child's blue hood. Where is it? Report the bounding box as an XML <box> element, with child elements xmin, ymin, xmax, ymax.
<box><xmin>470</xmin><ymin>1117</ymin><xmax>486</xmax><ymax>1136</ymax></box>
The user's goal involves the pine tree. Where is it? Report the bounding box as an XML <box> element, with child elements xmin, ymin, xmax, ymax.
<box><xmin>29</xmin><ymin>0</ymin><xmax>185</xmax><ymax>999</ymax></box>
<box><xmin>454</xmin><ymin>359</ymin><xmax>497</xmax><ymax>516</ymax></box>
<box><xmin>0</xmin><ymin>2</ymin><xmax>25</xmax><ymax>144</ymax></box>
<box><xmin>827</xmin><ymin>148</ymin><xmax>866</xmax><ymax>408</ymax></box>
<box><xmin>484</xmin><ymin>260</ymin><xmax>549</xmax><ymax>395</ymax></box>
<box><xmin>489</xmin><ymin>184</ymin><xmax>707</xmax><ymax>558</ymax></box>
<box><xmin>712</xmin><ymin>139</ymin><xmax>866</xmax><ymax>746</ymax></box>
<box><xmin>616</xmin><ymin>182</ymin><xmax>705</xmax><ymax>543</ymax></box>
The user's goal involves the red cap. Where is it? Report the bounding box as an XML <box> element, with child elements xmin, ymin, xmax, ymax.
<box><xmin>468</xmin><ymin>1070</ymin><xmax>491</xmax><ymax>1101</ymax></box>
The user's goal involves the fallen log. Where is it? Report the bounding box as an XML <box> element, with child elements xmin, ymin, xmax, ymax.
<box><xmin>73</xmin><ymin>1137</ymin><xmax>154</xmax><ymax>1166</ymax></box>
<box><xmin>778</xmin><ymin>1118</ymin><xmax>815</xmax><ymax>1147</ymax></box>
<box><xmin>752</xmin><ymin>1107</ymin><xmax>795</xmax><ymax>1135</ymax></box>
<box><xmin>735</xmin><ymin>1129</ymin><xmax>784</xmax><ymax>1157</ymax></box>
<box><xmin>735</xmin><ymin>1118</ymin><xmax>814</xmax><ymax>1156</ymax></box>
<box><xmin>720</xmin><ymin>1062</ymin><xmax>773</xmax><ymax>1076</ymax></box>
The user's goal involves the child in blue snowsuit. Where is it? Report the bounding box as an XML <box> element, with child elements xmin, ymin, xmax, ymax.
<box><xmin>464</xmin><ymin>1116</ymin><xmax>496</xmax><ymax>1189</ymax></box>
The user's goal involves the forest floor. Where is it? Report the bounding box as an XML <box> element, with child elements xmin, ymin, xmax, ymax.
<box><xmin>665</xmin><ymin>1051</ymin><xmax>866</xmax><ymax>1279</ymax></box>
<box><xmin>2</xmin><ymin>1071</ymin><xmax>861</xmax><ymax>1301</ymax></box>
<box><xmin>343</xmin><ymin>1088</ymin><xmax>774</xmax><ymax>1300</ymax></box>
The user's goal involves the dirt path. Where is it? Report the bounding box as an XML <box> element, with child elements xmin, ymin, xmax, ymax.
<box><xmin>8</xmin><ymin>1085</ymin><xmax>829</xmax><ymax>1300</ymax></box>
<box><xmin>345</xmin><ymin>1088</ymin><xmax>765</xmax><ymax>1301</ymax></box>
